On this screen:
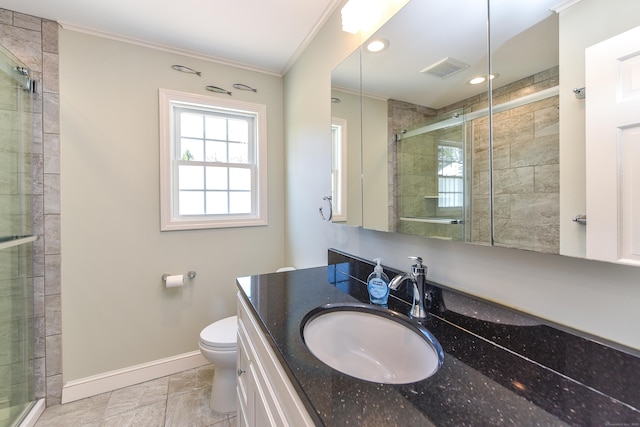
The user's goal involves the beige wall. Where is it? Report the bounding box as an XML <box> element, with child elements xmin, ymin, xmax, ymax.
<box><xmin>284</xmin><ymin>3</ymin><xmax>640</xmax><ymax>350</ymax></box>
<box><xmin>362</xmin><ymin>94</ymin><xmax>389</xmax><ymax>232</ymax></box>
<box><xmin>60</xmin><ymin>30</ymin><xmax>286</xmax><ymax>381</ymax></box>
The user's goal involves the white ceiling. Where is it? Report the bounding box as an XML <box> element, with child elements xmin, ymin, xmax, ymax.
<box><xmin>0</xmin><ymin>0</ymin><xmax>342</xmax><ymax>74</ymax></box>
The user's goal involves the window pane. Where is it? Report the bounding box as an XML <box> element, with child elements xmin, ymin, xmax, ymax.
<box><xmin>180</xmin><ymin>138</ymin><xmax>203</xmax><ymax>161</ymax></box>
<box><xmin>229</xmin><ymin>142</ymin><xmax>249</xmax><ymax>163</ymax></box>
<box><xmin>229</xmin><ymin>168</ymin><xmax>251</xmax><ymax>190</ymax></box>
<box><xmin>205</xmin><ymin>140</ymin><xmax>227</xmax><ymax>162</ymax></box>
<box><xmin>179</xmin><ymin>191</ymin><xmax>204</xmax><ymax>215</ymax></box>
<box><xmin>206</xmin><ymin>167</ymin><xmax>228</xmax><ymax>190</ymax></box>
<box><xmin>206</xmin><ymin>192</ymin><xmax>228</xmax><ymax>214</ymax></box>
<box><xmin>179</xmin><ymin>165</ymin><xmax>204</xmax><ymax>190</ymax></box>
<box><xmin>205</xmin><ymin>116</ymin><xmax>226</xmax><ymax>140</ymax></box>
<box><xmin>230</xmin><ymin>192</ymin><xmax>251</xmax><ymax>213</ymax></box>
<box><xmin>180</xmin><ymin>112</ymin><xmax>203</xmax><ymax>138</ymax></box>
<box><xmin>228</xmin><ymin>118</ymin><xmax>248</xmax><ymax>143</ymax></box>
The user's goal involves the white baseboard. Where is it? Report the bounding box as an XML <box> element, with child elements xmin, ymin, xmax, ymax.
<box><xmin>61</xmin><ymin>351</ymin><xmax>209</xmax><ymax>404</ymax></box>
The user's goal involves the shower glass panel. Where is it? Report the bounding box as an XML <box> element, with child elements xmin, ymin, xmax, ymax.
<box><xmin>0</xmin><ymin>43</ymin><xmax>35</xmax><ymax>427</ymax></box>
<box><xmin>396</xmin><ymin>110</ymin><xmax>468</xmax><ymax>241</ymax></box>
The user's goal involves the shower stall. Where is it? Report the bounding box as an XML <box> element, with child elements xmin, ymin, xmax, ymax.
<box><xmin>395</xmin><ymin>109</ymin><xmax>470</xmax><ymax>242</ymax></box>
<box><xmin>0</xmin><ymin>44</ymin><xmax>37</xmax><ymax>427</ymax></box>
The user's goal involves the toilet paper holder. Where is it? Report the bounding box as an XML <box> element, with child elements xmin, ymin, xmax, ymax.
<box><xmin>162</xmin><ymin>271</ymin><xmax>197</xmax><ymax>282</ymax></box>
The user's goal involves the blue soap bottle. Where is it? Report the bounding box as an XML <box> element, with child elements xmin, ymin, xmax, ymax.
<box><xmin>367</xmin><ymin>258</ymin><xmax>390</xmax><ymax>306</ymax></box>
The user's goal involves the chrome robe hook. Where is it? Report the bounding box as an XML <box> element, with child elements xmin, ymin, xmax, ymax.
<box><xmin>319</xmin><ymin>195</ymin><xmax>333</xmax><ymax>221</ymax></box>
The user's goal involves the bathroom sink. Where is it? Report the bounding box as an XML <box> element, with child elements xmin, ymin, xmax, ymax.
<box><xmin>301</xmin><ymin>303</ymin><xmax>443</xmax><ymax>384</ymax></box>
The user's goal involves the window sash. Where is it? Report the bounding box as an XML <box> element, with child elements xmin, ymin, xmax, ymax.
<box><xmin>173</xmin><ymin>161</ymin><xmax>257</xmax><ymax>217</ymax></box>
<box><xmin>437</xmin><ymin>143</ymin><xmax>464</xmax><ymax>208</ymax></box>
<box><xmin>172</xmin><ymin>105</ymin><xmax>257</xmax><ymax>218</ymax></box>
<box><xmin>159</xmin><ymin>89</ymin><xmax>268</xmax><ymax>231</ymax></box>
<box><xmin>331</xmin><ymin>117</ymin><xmax>348</xmax><ymax>222</ymax></box>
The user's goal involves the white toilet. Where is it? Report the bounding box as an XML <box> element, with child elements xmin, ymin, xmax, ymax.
<box><xmin>199</xmin><ymin>315</ymin><xmax>238</xmax><ymax>414</ymax></box>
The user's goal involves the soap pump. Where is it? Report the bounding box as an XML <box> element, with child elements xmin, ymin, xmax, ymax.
<box><xmin>367</xmin><ymin>258</ymin><xmax>390</xmax><ymax>306</ymax></box>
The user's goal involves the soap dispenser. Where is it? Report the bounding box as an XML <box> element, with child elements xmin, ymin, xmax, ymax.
<box><xmin>367</xmin><ymin>258</ymin><xmax>390</xmax><ymax>306</ymax></box>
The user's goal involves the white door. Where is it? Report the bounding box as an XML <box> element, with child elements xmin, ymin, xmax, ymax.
<box><xmin>585</xmin><ymin>24</ymin><xmax>640</xmax><ymax>265</ymax></box>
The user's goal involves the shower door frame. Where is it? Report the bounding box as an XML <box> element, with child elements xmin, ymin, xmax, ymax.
<box><xmin>0</xmin><ymin>42</ymin><xmax>37</xmax><ymax>427</ymax></box>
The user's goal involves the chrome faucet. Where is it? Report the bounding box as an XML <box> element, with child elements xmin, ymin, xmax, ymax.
<box><xmin>389</xmin><ymin>256</ymin><xmax>429</xmax><ymax>319</ymax></box>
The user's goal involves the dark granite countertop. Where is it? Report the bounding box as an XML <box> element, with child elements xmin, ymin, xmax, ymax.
<box><xmin>235</xmin><ymin>250</ymin><xmax>640</xmax><ymax>426</ymax></box>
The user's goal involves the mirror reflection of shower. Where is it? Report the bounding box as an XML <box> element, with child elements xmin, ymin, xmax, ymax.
<box><xmin>394</xmin><ymin>108</ymin><xmax>468</xmax><ymax>241</ymax></box>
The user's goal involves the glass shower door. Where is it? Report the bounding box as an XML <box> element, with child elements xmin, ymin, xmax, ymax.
<box><xmin>396</xmin><ymin>110</ymin><xmax>468</xmax><ymax>241</ymax></box>
<box><xmin>0</xmin><ymin>43</ymin><xmax>35</xmax><ymax>427</ymax></box>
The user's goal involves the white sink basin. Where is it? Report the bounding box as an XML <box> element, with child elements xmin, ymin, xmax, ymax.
<box><xmin>302</xmin><ymin>303</ymin><xmax>443</xmax><ymax>384</ymax></box>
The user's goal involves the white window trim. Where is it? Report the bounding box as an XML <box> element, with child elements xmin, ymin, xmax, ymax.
<box><xmin>159</xmin><ymin>88</ymin><xmax>268</xmax><ymax>231</ymax></box>
<box><xmin>331</xmin><ymin>117</ymin><xmax>348</xmax><ymax>222</ymax></box>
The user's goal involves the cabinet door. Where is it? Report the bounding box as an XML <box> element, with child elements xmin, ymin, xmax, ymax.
<box><xmin>237</xmin><ymin>314</ymin><xmax>283</xmax><ymax>426</ymax></box>
<box><xmin>586</xmin><ymin>24</ymin><xmax>640</xmax><ymax>265</ymax></box>
<box><xmin>236</xmin><ymin>327</ymin><xmax>251</xmax><ymax>425</ymax></box>
<box><xmin>237</xmin><ymin>293</ymin><xmax>315</xmax><ymax>426</ymax></box>
<box><xmin>252</xmin><ymin>374</ymin><xmax>276</xmax><ymax>427</ymax></box>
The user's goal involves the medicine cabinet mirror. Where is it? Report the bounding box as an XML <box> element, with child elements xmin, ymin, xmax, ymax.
<box><xmin>330</xmin><ymin>0</ymin><xmax>640</xmax><ymax>266</ymax></box>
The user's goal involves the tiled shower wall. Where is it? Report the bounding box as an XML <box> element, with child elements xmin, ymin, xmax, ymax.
<box><xmin>471</xmin><ymin>67</ymin><xmax>559</xmax><ymax>253</ymax></box>
<box><xmin>489</xmin><ymin>67</ymin><xmax>559</xmax><ymax>254</ymax></box>
<box><xmin>386</xmin><ymin>100</ymin><xmax>437</xmax><ymax>233</ymax></box>
<box><xmin>0</xmin><ymin>9</ymin><xmax>62</xmax><ymax>406</ymax></box>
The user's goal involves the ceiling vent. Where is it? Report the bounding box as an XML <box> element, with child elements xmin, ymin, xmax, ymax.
<box><xmin>421</xmin><ymin>57</ymin><xmax>469</xmax><ymax>79</ymax></box>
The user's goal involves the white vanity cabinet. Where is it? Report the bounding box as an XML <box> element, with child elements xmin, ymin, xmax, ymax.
<box><xmin>236</xmin><ymin>293</ymin><xmax>315</xmax><ymax>427</ymax></box>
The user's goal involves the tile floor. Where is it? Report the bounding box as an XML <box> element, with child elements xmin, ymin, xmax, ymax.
<box><xmin>34</xmin><ymin>366</ymin><xmax>236</xmax><ymax>427</ymax></box>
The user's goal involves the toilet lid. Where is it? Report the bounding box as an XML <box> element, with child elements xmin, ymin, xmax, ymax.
<box><xmin>200</xmin><ymin>315</ymin><xmax>237</xmax><ymax>349</ymax></box>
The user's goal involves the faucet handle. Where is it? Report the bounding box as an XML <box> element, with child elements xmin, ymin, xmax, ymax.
<box><xmin>408</xmin><ymin>256</ymin><xmax>423</xmax><ymax>265</ymax></box>
<box><xmin>408</xmin><ymin>256</ymin><xmax>426</xmax><ymax>276</ymax></box>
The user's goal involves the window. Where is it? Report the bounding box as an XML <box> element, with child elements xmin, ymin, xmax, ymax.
<box><xmin>437</xmin><ymin>143</ymin><xmax>464</xmax><ymax>208</ymax></box>
<box><xmin>331</xmin><ymin>117</ymin><xmax>348</xmax><ymax>221</ymax></box>
<box><xmin>159</xmin><ymin>89</ymin><xmax>267</xmax><ymax>230</ymax></box>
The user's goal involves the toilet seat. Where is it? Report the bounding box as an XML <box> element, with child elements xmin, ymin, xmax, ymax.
<box><xmin>200</xmin><ymin>316</ymin><xmax>237</xmax><ymax>350</ymax></box>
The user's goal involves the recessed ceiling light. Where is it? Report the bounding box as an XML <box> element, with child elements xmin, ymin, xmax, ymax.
<box><xmin>468</xmin><ymin>73</ymin><xmax>498</xmax><ymax>85</ymax></box>
<box><xmin>366</xmin><ymin>38</ymin><xmax>389</xmax><ymax>53</ymax></box>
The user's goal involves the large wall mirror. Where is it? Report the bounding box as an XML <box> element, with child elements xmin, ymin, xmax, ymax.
<box><xmin>331</xmin><ymin>0</ymin><xmax>640</xmax><ymax>266</ymax></box>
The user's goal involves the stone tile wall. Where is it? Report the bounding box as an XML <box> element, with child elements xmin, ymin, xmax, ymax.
<box><xmin>0</xmin><ymin>8</ymin><xmax>62</xmax><ymax>406</ymax></box>
<box><xmin>478</xmin><ymin>67</ymin><xmax>560</xmax><ymax>254</ymax></box>
<box><xmin>387</xmin><ymin>100</ymin><xmax>436</xmax><ymax>233</ymax></box>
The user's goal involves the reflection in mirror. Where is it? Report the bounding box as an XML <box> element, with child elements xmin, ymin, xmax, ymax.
<box><xmin>395</xmin><ymin>109</ymin><xmax>468</xmax><ymax>241</ymax></box>
<box><xmin>558</xmin><ymin>0</ymin><xmax>640</xmax><ymax>265</ymax></box>
<box><xmin>331</xmin><ymin>0</ymin><xmax>640</xmax><ymax>265</ymax></box>
<box><xmin>331</xmin><ymin>49</ymin><xmax>362</xmax><ymax>227</ymax></box>
<box><xmin>360</xmin><ymin>0</ymin><xmax>491</xmax><ymax>241</ymax></box>
<box><xmin>331</xmin><ymin>116</ymin><xmax>348</xmax><ymax>222</ymax></box>
<box><xmin>489</xmin><ymin>2</ymin><xmax>560</xmax><ymax>254</ymax></box>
